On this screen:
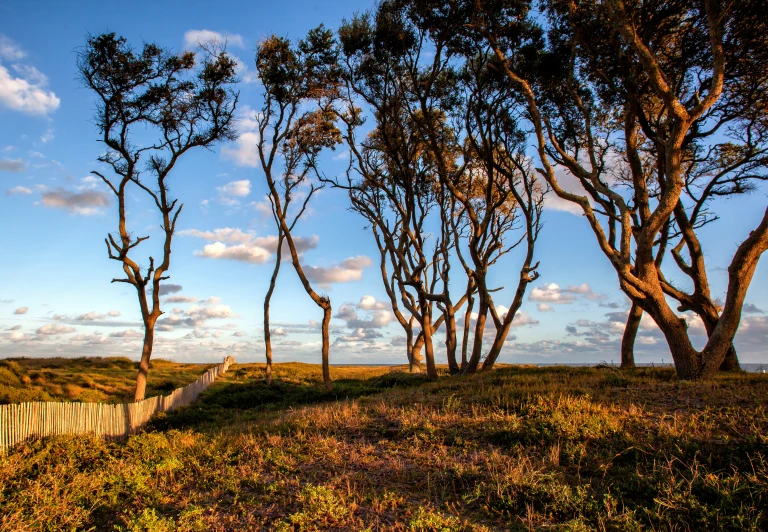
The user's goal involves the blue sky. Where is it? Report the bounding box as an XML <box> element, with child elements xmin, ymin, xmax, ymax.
<box><xmin>0</xmin><ymin>0</ymin><xmax>766</xmax><ymax>366</ymax></box>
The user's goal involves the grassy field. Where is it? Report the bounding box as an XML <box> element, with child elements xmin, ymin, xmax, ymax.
<box><xmin>0</xmin><ymin>357</ymin><xmax>216</xmax><ymax>404</ymax></box>
<box><xmin>1</xmin><ymin>360</ymin><xmax>767</xmax><ymax>531</ymax></box>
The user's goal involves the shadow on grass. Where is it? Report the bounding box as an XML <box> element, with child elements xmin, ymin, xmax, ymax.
<box><xmin>147</xmin><ymin>370</ymin><xmax>431</xmax><ymax>432</ymax></box>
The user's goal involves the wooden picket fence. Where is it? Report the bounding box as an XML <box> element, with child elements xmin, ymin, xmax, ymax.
<box><xmin>0</xmin><ymin>356</ymin><xmax>234</xmax><ymax>454</ymax></box>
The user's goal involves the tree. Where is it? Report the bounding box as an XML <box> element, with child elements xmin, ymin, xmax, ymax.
<box><xmin>254</xmin><ymin>28</ymin><xmax>343</xmax><ymax>391</ymax></box>
<box><xmin>466</xmin><ymin>0</ymin><xmax>768</xmax><ymax>378</ymax></box>
<box><xmin>338</xmin><ymin>3</ymin><xmax>544</xmax><ymax>374</ymax></box>
<box><xmin>78</xmin><ymin>34</ymin><xmax>237</xmax><ymax>400</ymax></box>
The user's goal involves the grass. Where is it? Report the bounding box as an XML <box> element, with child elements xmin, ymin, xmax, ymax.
<box><xmin>1</xmin><ymin>361</ymin><xmax>767</xmax><ymax>530</ymax></box>
<box><xmin>0</xmin><ymin>357</ymin><xmax>217</xmax><ymax>404</ymax></box>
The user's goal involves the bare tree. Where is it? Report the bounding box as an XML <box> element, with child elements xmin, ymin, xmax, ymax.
<box><xmin>78</xmin><ymin>34</ymin><xmax>237</xmax><ymax>400</ymax></box>
<box><xmin>255</xmin><ymin>29</ymin><xmax>343</xmax><ymax>391</ymax></box>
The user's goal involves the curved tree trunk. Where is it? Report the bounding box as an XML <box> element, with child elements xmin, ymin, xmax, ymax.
<box><xmin>464</xmin><ymin>298</ymin><xmax>489</xmax><ymax>373</ymax></box>
<box><xmin>444</xmin><ymin>306</ymin><xmax>459</xmax><ymax>374</ymax></box>
<box><xmin>461</xmin><ymin>292</ymin><xmax>474</xmax><ymax>372</ymax></box>
<box><xmin>621</xmin><ymin>303</ymin><xmax>642</xmax><ymax>368</ymax></box>
<box><xmin>412</xmin><ymin>332</ymin><xmax>424</xmax><ymax>373</ymax></box>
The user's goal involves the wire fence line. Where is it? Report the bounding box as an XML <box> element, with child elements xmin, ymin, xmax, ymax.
<box><xmin>0</xmin><ymin>356</ymin><xmax>234</xmax><ymax>454</ymax></box>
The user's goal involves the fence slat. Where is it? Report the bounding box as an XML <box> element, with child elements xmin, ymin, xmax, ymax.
<box><xmin>0</xmin><ymin>356</ymin><xmax>233</xmax><ymax>454</ymax></box>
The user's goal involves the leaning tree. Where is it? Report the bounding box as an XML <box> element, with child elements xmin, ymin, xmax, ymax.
<box><xmin>461</xmin><ymin>0</ymin><xmax>768</xmax><ymax>378</ymax></box>
<box><xmin>79</xmin><ymin>34</ymin><xmax>238</xmax><ymax>400</ymax></box>
<box><xmin>254</xmin><ymin>28</ymin><xmax>343</xmax><ymax>391</ymax></box>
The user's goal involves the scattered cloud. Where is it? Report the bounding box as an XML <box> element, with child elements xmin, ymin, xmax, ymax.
<box><xmin>358</xmin><ymin>295</ymin><xmax>390</xmax><ymax>311</ymax></box>
<box><xmin>184</xmin><ymin>29</ymin><xmax>245</xmax><ymax>49</ymax></box>
<box><xmin>180</xmin><ymin>227</ymin><xmax>254</xmax><ymax>243</ymax></box>
<box><xmin>36</xmin><ymin>323</ymin><xmax>76</xmax><ymax>335</ymax></box>
<box><xmin>109</xmin><ymin>329</ymin><xmax>143</xmax><ymax>338</ymax></box>
<box><xmin>305</xmin><ymin>256</ymin><xmax>373</xmax><ymax>287</ymax></box>
<box><xmin>158</xmin><ymin>284</ymin><xmax>183</xmax><ymax>296</ymax></box>
<box><xmin>187</xmin><ymin>230</ymin><xmax>319</xmax><ymax>264</ymax></box>
<box><xmin>0</xmin><ymin>35</ymin><xmax>26</xmax><ymax>61</ymax></box>
<box><xmin>186</xmin><ymin>304</ymin><xmax>234</xmax><ymax>320</ymax></box>
<box><xmin>108</xmin><ymin>310</ymin><xmax>121</xmax><ymax>317</ymax></box>
<box><xmin>0</xmin><ymin>56</ymin><xmax>60</xmax><ymax>115</ymax></box>
<box><xmin>0</xmin><ymin>158</ymin><xmax>25</xmax><ymax>172</ymax></box>
<box><xmin>537</xmin><ymin>303</ymin><xmax>553</xmax><ymax>312</ymax></box>
<box><xmin>528</xmin><ymin>282</ymin><xmax>605</xmax><ymax>306</ymax></box>
<box><xmin>217</xmin><ymin>179</ymin><xmax>251</xmax><ymax>197</ymax></box>
<box><xmin>164</xmin><ymin>295</ymin><xmax>198</xmax><ymax>304</ymax></box>
<box><xmin>743</xmin><ymin>303</ymin><xmax>764</xmax><ymax>314</ymax></box>
<box><xmin>41</xmin><ymin>189</ymin><xmax>110</xmax><ymax>215</ymax></box>
<box><xmin>7</xmin><ymin>185</ymin><xmax>31</xmax><ymax>195</ymax></box>
<box><xmin>335</xmin><ymin>303</ymin><xmax>393</xmax><ymax>329</ymax></box>
<box><xmin>222</xmin><ymin>132</ymin><xmax>260</xmax><ymax>167</ymax></box>
<box><xmin>13</xmin><ymin>306</ymin><xmax>28</xmax><ymax>315</ymax></box>
<box><xmin>270</xmin><ymin>327</ymin><xmax>288</xmax><ymax>337</ymax></box>
<box><xmin>195</xmin><ymin>241</ymin><xmax>271</xmax><ymax>263</ymax></box>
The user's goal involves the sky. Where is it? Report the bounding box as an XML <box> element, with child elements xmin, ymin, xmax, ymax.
<box><xmin>0</xmin><ymin>0</ymin><xmax>766</xmax><ymax>367</ymax></box>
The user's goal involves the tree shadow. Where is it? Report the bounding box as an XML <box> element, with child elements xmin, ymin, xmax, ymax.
<box><xmin>147</xmin><ymin>370</ymin><xmax>431</xmax><ymax>432</ymax></box>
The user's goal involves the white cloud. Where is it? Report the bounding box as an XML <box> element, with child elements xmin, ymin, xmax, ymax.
<box><xmin>109</xmin><ymin>329</ymin><xmax>143</xmax><ymax>338</ymax></box>
<box><xmin>217</xmin><ymin>179</ymin><xmax>251</xmax><ymax>197</ymax></box>
<box><xmin>270</xmin><ymin>327</ymin><xmax>288</xmax><ymax>337</ymax></box>
<box><xmin>358</xmin><ymin>295</ymin><xmax>390</xmax><ymax>311</ymax></box>
<box><xmin>529</xmin><ymin>283</ymin><xmax>576</xmax><ymax>304</ymax></box>
<box><xmin>164</xmin><ymin>295</ymin><xmax>198</xmax><ymax>303</ymax></box>
<box><xmin>36</xmin><ymin>323</ymin><xmax>76</xmax><ymax>335</ymax></box>
<box><xmin>0</xmin><ymin>158</ymin><xmax>25</xmax><ymax>172</ymax></box>
<box><xmin>0</xmin><ymin>62</ymin><xmax>60</xmax><ymax>115</ymax></box>
<box><xmin>13</xmin><ymin>306</ymin><xmax>28</xmax><ymax>314</ymax></box>
<box><xmin>187</xmin><ymin>230</ymin><xmax>319</xmax><ymax>264</ymax></box>
<box><xmin>183</xmin><ymin>29</ymin><xmax>245</xmax><ymax>49</ymax></box>
<box><xmin>108</xmin><ymin>310</ymin><xmax>121</xmax><ymax>317</ymax></box>
<box><xmin>305</xmin><ymin>256</ymin><xmax>373</xmax><ymax>286</ymax></box>
<box><xmin>537</xmin><ymin>303</ymin><xmax>553</xmax><ymax>312</ymax></box>
<box><xmin>41</xmin><ymin>189</ymin><xmax>110</xmax><ymax>215</ymax></box>
<box><xmin>7</xmin><ymin>185</ymin><xmax>31</xmax><ymax>195</ymax></box>
<box><xmin>186</xmin><ymin>304</ymin><xmax>234</xmax><ymax>320</ymax></box>
<box><xmin>222</xmin><ymin>132</ymin><xmax>260</xmax><ymax>167</ymax></box>
<box><xmin>179</xmin><ymin>227</ymin><xmax>254</xmax><ymax>243</ymax></box>
<box><xmin>528</xmin><ymin>282</ymin><xmax>604</xmax><ymax>305</ymax></box>
<box><xmin>8</xmin><ymin>331</ymin><xmax>32</xmax><ymax>342</ymax></box>
<box><xmin>334</xmin><ymin>303</ymin><xmax>393</xmax><ymax>329</ymax></box>
<box><xmin>511</xmin><ymin>310</ymin><xmax>539</xmax><ymax>327</ymax></box>
<box><xmin>75</xmin><ymin>311</ymin><xmax>105</xmax><ymax>321</ymax></box>
<box><xmin>196</xmin><ymin>241</ymin><xmax>272</xmax><ymax>263</ymax></box>
<box><xmin>0</xmin><ymin>35</ymin><xmax>25</xmax><ymax>61</ymax></box>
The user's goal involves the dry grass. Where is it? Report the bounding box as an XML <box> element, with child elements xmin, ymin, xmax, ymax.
<box><xmin>0</xmin><ymin>357</ymin><xmax>216</xmax><ymax>404</ymax></box>
<box><xmin>1</xmin><ymin>361</ymin><xmax>767</xmax><ymax>530</ymax></box>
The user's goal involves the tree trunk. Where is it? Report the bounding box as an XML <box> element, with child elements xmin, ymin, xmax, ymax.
<box><xmin>321</xmin><ymin>303</ymin><xmax>332</xmax><ymax>391</ymax></box>
<box><xmin>464</xmin><ymin>298</ymin><xmax>488</xmax><ymax>373</ymax></box>
<box><xmin>444</xmin><ymin>306</ymin><xmax>459</xmax><ymax>374</ymax></box>
<box><xmin>264</xmin><ymin>232</ymin><xmax>284</xmax><ymax>385</ymax></box>
<box><xmin>481</xmin><ymin>319</ymin><xmax>512</xmax><ymax>371</ymax></box>
<box><xmin>412</xmin><ymin>332</ymin><xmax>424</xmax><ymax>373</ymax></box>
<box><xmin>134</xmin><ymin>318</ymin><xmax>156</xmax><ymax>402</ymax></box>
<box><xmin>420</xmin><ymin>297</ymin><xmax>438</xmax><ymax>380</ymax></box>
<box><xmin>719</xmin><ymin>345</ymin><xmax>740</xmax><ymax>372</ymax></box>
<box><xmin>621</xmin><ymin>303</ymin><xmax>642</xmax><ymax>368</ymax></box>
<box><xmin>461</xmin><ymin>293</ymin><xmax>474</xmax><ymax>372</ymax></box>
